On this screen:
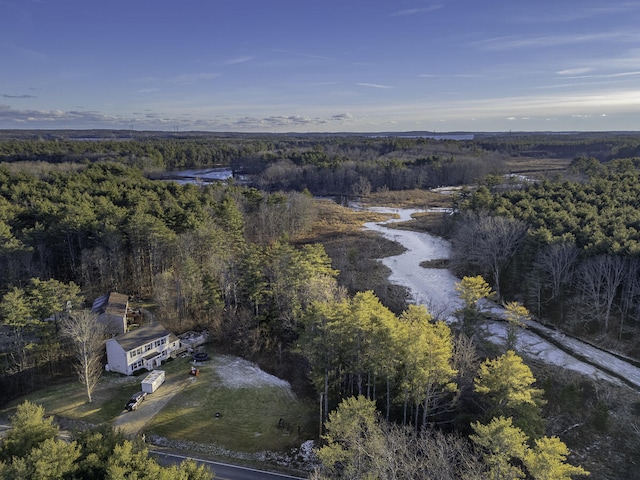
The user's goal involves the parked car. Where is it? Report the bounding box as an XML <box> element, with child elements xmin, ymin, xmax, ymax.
<box><xmin>125</xmin><ymin>391</ymin><xmax>147</xmax><ymax>411</ymax></box>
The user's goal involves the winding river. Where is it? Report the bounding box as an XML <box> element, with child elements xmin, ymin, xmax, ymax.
<box><xmin>162</xmin><ymin>172</ymin><xmax>640</xmax><ymax>390</ymax></box>
<box><xmin>362</xmin><ymin>207</ymin><xmax>640</xmax><ymax>390</ymax></box>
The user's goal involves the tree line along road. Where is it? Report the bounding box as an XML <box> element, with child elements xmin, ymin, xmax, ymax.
<box><xmin>150</xmin><ymin>450</ymin><xmax>306</xmax><ymax>480</ymax></box>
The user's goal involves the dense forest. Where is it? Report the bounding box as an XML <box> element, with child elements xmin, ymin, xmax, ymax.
<box><xmin>0</xmin><ymin>161</ymin><xmax>325</xmax><ymax>399</ymax></box>
<box><xmin>453</xmin><ymin>156</ymin><xmax>640</xmax><ymax>354</ymax></box>
<box><xmin>3</xmin><ymin>130</ymin><xmax>640</xmax><ymax>478</ymax></box>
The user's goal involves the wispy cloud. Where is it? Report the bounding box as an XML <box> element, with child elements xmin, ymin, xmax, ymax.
<box><xmin>224</xmin><ymin>56</ymin><xmax>254</xmax><ymax>65</ymax></box>
<box><xmin>6</xmin><ymin>44</ymin><xmax>48</xmax><ymax>62</ymax></box>
<box><xmin>516</xmin><ymin>3</ymin><xmax>640</xmax><ymax>23</ymax></box>
<box><xmin>434</xmin><ymin>89</ymin><xmax>640</xmax><ymax>118</ymax></box>
<box><xmin>2</xmin><ymin>94</ymin><xmax>37</xmax><ymax>99</ymax></box>
<box><xmin>474</xmin><ymin>31</ymin><xmax>640</xmax><ymax>50</ymax></box>
<box><xmin>391</xmin><ymin>5</ymin><xmax>443</xmax><ymax>17</ymax></box>
<box><xmin>419</xmin><ymin>73</ymin><xmax>484</xmax><ymax>79</ymax></box>
<box><xmin>355</xmin><ymin>82</ymin><xmax>394</xmax><ymax>89</ymax></box>
<box><xmin>557</xmin><ymin>70</ymin><xmax>640</xmax><ymax>79</ymax></box>
<box><xmin>556</xmin><ymin>68</ymin><xmax>593</xmax><ymax>76</ymax></box>
<box><xmin>549</xmin><ymin>49</ymin><xmax>640</xmax><ymax>79</ymax></box>
<box><xmin>133</xmin><ymin>73</ymin><xmax>220</xmax><ymax>85</ymax></box>
<box><xmin>168</xmin><ymin>72</ymin><xmax>220</xmax><ymax>84</ymax></box>
<box><xmin>272</xmin><ymin>49</ymin><xmax>335</xmax><ymax>62</ymax></box>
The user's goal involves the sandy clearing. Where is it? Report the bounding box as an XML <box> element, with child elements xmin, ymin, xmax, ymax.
<box><xmin>211</xmin><ymin>355</ymin><xmax>295</xmax><ymax>398</ymax></box>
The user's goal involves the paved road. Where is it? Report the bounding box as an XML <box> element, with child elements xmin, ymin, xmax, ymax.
<box><xmin>1</xmin><ymin>423</ymin><xmax>305</xmax><ymax>479</ymax></box>
<box><xmin>150</xmin><ymin>449</ymin><xmax>306</xmax><ymax>480</ymax></box>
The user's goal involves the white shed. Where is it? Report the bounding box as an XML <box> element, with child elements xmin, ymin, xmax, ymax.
<box><xmin>141</xmin><ymin>370</ymin><xmax>165</xmax><ymax>393</ymax></box>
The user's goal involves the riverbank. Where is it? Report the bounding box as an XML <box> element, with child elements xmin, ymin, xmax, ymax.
<box><xmin>360</xmin><ymin>204</ymin><xmax>640</xmax><ymax>389</ymax></box>
<box><xmin>356</xmin><ymin>200</ymin><xmax>640</xmax><ymax>480</ymax></box>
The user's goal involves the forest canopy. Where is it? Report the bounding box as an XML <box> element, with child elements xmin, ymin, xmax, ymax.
<box><xmin>3</xmin><ymin>131</ymin><xmax>639</xmax><ymax>478</ymax></box>
<box><xmin>453</xmin><ymin>156</ymin><xmax>640</xmax><ymax>343</ymax></box>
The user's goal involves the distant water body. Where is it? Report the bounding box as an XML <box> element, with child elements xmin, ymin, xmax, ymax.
<box><xmin>159</xmin><ymin>167</ymin><xmax>234</xmax><ymax>184</ymax></box>
<box><xmin>369</xmin><ymin>133</ymin><xmax>475</xmax><ymax>141</ymax></box>
<box><xmin>416</xmin><ymin>134</ymin><xmax>474</xmax><ymax>140</ymax></box>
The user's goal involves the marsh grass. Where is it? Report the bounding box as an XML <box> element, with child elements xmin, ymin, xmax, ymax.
<box><xmin>362</xmin><ymin>188</ymin><xmax>453</xmax><ymax>209</ymax></box>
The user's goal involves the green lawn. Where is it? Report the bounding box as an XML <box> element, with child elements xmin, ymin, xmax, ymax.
<box><xmin>2</xmin><ymin>351</ymin><xmax>317</xmax><ymax>454</ymax></box>
<box><xmin>2</xmin><ymin>373</ymin><xmax>140</xmax><ymax>425</ymax></box>
<box><xmin>1</xmin><ymin>352</ymin><xmax>193</xmax><ymax>424</ymax></box>
<box><xmin>144</xmin><ymin>355</ymin><xmax>316</xmax><ymax>452</ymax></box>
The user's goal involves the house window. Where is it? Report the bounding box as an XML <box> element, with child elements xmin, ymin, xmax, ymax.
<box><xmin>136</xmin><ymin>348</ymin><xmax>142</xmax><ymax>355</ymax></box>
<box><xmin>161</xmin><ymin>338</ymin><xmax>166</xmax><ymax>345</ymax></box>
<box><xmin>130</xmin><ymin>351</ymin><xmax>135</xmax><ymax>359</ymax></box>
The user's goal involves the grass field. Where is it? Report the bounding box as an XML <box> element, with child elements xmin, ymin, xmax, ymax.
<box><xmin>144</xmin><ymin>354</ymin><xmax>317</xmax><ymax>452</ymax></box>
<box><xmin>2</xmin><ymin>372</ymin><xmax>142</xmax><ymax>425</ymax></box>
<box><xmin>1</xmin><ymin>349</ymin><xmax>316</xmax><ymax>454</ymax></box>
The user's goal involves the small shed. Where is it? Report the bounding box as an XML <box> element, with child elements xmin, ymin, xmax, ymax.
<box><xmin>141</xmin><ymin>370</ymin><xmax>165</xmax><ymax>393</ymax></box>
<box><xmin>179</xmin><ymin>330</ymin><xmax>208</xmax><ymax>350</ymax></box>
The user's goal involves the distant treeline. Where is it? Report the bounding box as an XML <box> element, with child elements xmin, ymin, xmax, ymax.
<box><xmin>0</xmin><ymin>133</ymin><xmax>506</xmax><ymax>193</ymax></box>
<box><xmin>2</xmin><ymin>131</ymin><xmax>640</xmax><ymax>194</ymax></box>
<box><xmin>475</xmin><ymin>132</ymin><xmax>640</xmax><ymax>161</ymax></box>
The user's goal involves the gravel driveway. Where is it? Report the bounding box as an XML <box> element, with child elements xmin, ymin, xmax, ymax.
<box><xmin>113</xmin><ymin>373</ymin><xmax>195</xmax><ymax>437</ymax></box>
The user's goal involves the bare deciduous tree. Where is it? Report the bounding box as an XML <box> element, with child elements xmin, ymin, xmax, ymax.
<box><xmin>618</xmin><ymin>257</ymin><xmax>640</xmax><ymax>338</ymax></box>
<box><xmin>535</xmin><ymin>240</ymin><xmax>580</xmax><ymax>300</ymax></box>
<box><xmin>61</xmin><ymin>310</ymin><xmax>106</xmax><ymax>403</ymax></box>
<box><xmin>575</xmin><ymin>255</ymin><xmax>627</xmax><ymax>331</ymax></box>
<box><xmin>452</xmin><ymin>211</ymin><xmax>528</xmax><ymax>299</ymax></box>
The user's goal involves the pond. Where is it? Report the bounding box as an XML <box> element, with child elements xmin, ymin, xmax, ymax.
<box><xmin>157</xmin><ymin>167</ymin><xmax>234</xmax><ymax>184</ymax></box>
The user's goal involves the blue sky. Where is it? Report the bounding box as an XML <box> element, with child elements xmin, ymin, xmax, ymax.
<box><xmin>2</xmin><ymin>0</ymin><xmax>640</xmax><ymax>132</ymax></box>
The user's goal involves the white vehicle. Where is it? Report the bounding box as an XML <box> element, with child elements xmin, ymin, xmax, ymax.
<box><xmin>125</xmin><ymin>391</ymin><xmax>147</xmax><ymax>411</ymax></box>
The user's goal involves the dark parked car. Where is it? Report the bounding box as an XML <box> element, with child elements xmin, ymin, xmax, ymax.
<box><xmin>125</xmin><ymin>391</ymin><xmax>147</xmax><ymax>411</ymax></box>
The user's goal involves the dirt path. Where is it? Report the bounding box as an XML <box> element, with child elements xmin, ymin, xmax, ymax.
<box><xmin>112</xmin><ymin>374</ymin><xmax>195</xmax><ymax>437</ymax></box>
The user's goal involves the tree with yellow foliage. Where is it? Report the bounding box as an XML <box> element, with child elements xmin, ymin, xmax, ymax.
<box><xmin>474</xmin><ymin>350</ymin><xmax>546</xmax><ymax>437</ymax></box>
<box><xmin>503</xmin><ymin>301</ymin><xmax>530</xmax><ymax>351</ymax></box>
<box><xmin>471</xmin><ymin>416</ymin><xmax>589</xmax><ymax>480</ymax></box>
<box><xmin>455</xmin><ymin>275</ymin><xmax>496</xmax><ymax>334</ymax></box>
<box><xmin>399</xmin><ymin>305</ymin><xmax>458</xmax><ymax>428</ymax></box>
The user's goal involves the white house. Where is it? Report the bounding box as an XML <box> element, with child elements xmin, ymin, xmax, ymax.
<box><xmin>105</xmin><ymin>322</ymin><xmax>181</xmax><ymax>375</ymax></box>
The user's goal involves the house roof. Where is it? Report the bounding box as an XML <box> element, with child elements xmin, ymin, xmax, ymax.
<box><xmin>114</xmin><ymin>322</ymin><xmax>170</xmax><ymax>352</ymax></box>
<box><xmin>92</xmin><ymin>292</ymin><xmax>128</xmax><ymax>317</ymax></box>
<box><xmin>143</xmin><ymin>351</ymin><xmax>162</xmax><ymax>361</ymax></box>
